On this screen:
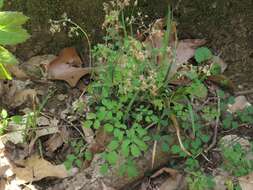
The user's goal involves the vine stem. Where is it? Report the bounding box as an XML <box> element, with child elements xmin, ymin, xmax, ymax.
<box><xmin>53</xmin><ymin>19</ymin><xmax>92</xmax><ymax>68</ymax></box>
<box><xmin>170</xmin><ymin>114</ymin><xmax>192</xmax><ymax>156</ymax></box>
<box><xmin>123</xmin><ymin>91</ymin><xmax>139</xmax><ymax>122</ymax></box>
<box><xmin>67</xmin><ymin>20</ymin><xmax>92</xmax><ymax>68</ymax></box>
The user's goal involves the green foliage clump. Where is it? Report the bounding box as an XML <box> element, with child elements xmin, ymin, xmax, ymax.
<box><xmin>187</xmin><ymin>171</ymin><xmax>215</xmax><ymax>190</ymax></box>
<box><xmin>0</xmin><ymin>0</ymin><xmax>30</xmax><ymax>79</ymax></box>
<box><xmin>81</xmin><ymin>1</ymin><xmax>220</xmax><ymax>177</ymax></box>
<box><xmin>194</xmin><ymin>47</ymin><xmax>213</xmax><ymax>64</ymax></box>
<box><xmin>64</xmin><ymin>139</ymin><xmax>90</xmax><ymax>170</ymax></box>
<box><xmin>61</xmin><ymin>1</ymin><xmax>253</xmax><ymax>187</ymax></box>
<box><xmin>221</xmin><ymin>143</ymin><xmax>253</xmax><ymax>177</ymax></box>
<box><xmin>0</xmin><ymin>109</ymin><xmax>23</xmax><ymax>135</ymax></box>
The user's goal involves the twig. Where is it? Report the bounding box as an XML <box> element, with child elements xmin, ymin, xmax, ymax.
<box><xmin>200</xmin><ymin>153</ymin><xmax>212</xmax><ymax>163</ymax></box>
<box><xmin>151</xmin><ymin>140</ymin><xmax>157</xmax><ymax>169</ymax></box>
<box><xmin>188</xmin><ymin>100</ymin><xmax>196</xmax><ymax>138</ymax></box>
<box><xmin>62</xmin><ymin>118</ymin><xmax>86</xmax><ymax>142</ymax></box>
<box><xmin>235</xmin><ymin>89</ymin><xmax>253</xmax><ymax>96</ymax></box>
<box><xmin>145</xmin><ymin>122</ymin><xmax>156</xmax><ymax>130</ymax></box>
<box><xmin>205</xmin><ymin>90</ymin><xmax>220</xmax><ymax>153</ymax></box>
<box><xmin>170</xmin><ymin>114</ymin><xmax>192</xmax><ymax>156</ymax></box>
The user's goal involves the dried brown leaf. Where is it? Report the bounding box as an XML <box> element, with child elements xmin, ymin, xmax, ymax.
<box><xmin>101</xmin><ymin>181</ymin><xmax>117</xmax><ymax>190</ymax></box>
<box><xmin>12</xmin><ymin>154</ymin><xmax>69</xmax><ymax>184</ymax></box>
<box><xmin>28</xmin><ymin>127</ymin><xmax>59</xmax><ymax>154</ymax></box>
<box><xmin>45</xmin><ymin>133</ymin><xmax>64</xmax><ymax>153</ymax></box>
<box><xmin>0</xmin><ymin>131</ymin><xmax>24</xmax><ymax>145</ymax></box>
<box><xmin>207</xmin><ymin>74</ymin><xmax>235</xmax><ymax>90</ymax></box>
<box><xmin>151</xmin><ymin>167</ymin><xmax>187</xmax><ymax>190</ymax></box>
<box><xmin>145</xmin><ymin>27</ymin><xmax>206</xmax><ymax>79</ymax></box>
<box><xmin>12</xmin><ymin>89</ymin><xmax>38</xmax><ymax>107</ymax></box>
<box><xmin>46</xmin><ymin>47</ymin><xmax>91</xmax><ymax>87</ymax></box>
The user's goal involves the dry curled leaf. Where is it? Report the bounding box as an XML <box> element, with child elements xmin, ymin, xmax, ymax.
<box><xmin>45</xmin><ymin>133</ymin><xmax>64</xmax><ymax>153</ymax></box>
<box><xmin>145</xmin><ymin>21</ymin><xmax>206</xmax><ymax>79</ymax></box>
<box><xmin>12</xmin><ymin>89</ymin><xmax>38</xmax><ymax>108</ymax></box>
<box><xmin>46</xmin><ymin>47</ymin><xmax>91</xmax><ymax>87</ymax></box>
<box><xmin>207</xmin><ymin>74</ymin><xmax>235</xmax><ymax>91</ymax></box>
<box><xmin>28</xmin><ymin>127</ymin><xmax>59</xmax><ymax>154</ymax></box>
<box><xmin>12</xmin><ymin>154</ymin><xmax>70</xmax><ymax>184</ymax></box>
<box><xmin>0</xmin><ymin>131</ymin><xmax>24</xmax><ymax>145</ymax></box>
<box><xmin>175</xmin><ymin>39</ymin><xmax>206</xmax><ymax>65</ymax></box>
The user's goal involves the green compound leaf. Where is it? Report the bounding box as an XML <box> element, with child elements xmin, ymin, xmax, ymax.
<box><xmin>75</xmin><ymin>159</ymin><xmax>82</xmax><ymax>168</ymax></box>
<box><xmin>121</xmin><ymin>139</ymin><xmax>131</xmax><ymax>157</ymax></box>
<box><xmin>82</xmin><ymin>120</ymin><xmax>93</xmax><ymax>128</ymax></box>
<box><xmin>194</xmin><ymin>47</ymin><xmax>212</xmax><ymax>64</ymax></box>
<box><xmin>11</xmin><ymin>115</ymin><xmax>23</xmax><ymax>124</ymax></box>
<box><xmin>0</xmin><ymin>11</ymin><xmax>30</xmax><ymax>45</ymax></box>
<box><xmin>130</xmin><ymin>144</ymin><xmax>141</xmax><ymax>157</ymax></box>
<box><xmin>210</xmin><ymin>63</ymin><xmax>222</xmax><ymax>75</ymax></box>
<box><xmin>93</xmin><ymin>120</ymin><xmax>100</xmax><ymax>129</ymax></box>
<box><xmin>106</xmin><ymin>151</ymin><xmax>118</xmax><ymax>165</ymax></box>
<box><xmin>1</xmin><ymin>109</ymin><xmax>7</xmax><ymax>119</ymax></box>
<box><xmin>133</xmin><ymin>138</ymin><xmax>148</xmax><ymax>151</ymax></box>
<box><xmin>104</xmin><ymin>123</ymin><xmax>114</xmax><ymax>132</ymax></box>
<box><xmin>64</xmin><ymin>160</ymin><xmax>73</xmax><ymax>170</ymax></box>
<box><xmin>86</xmin><ymin>112</ymin><xmax>96</xmax><ymax>120</ymax></box>
<box><xmin>84</xmin><ymin>151</ymin><xmax>93</xmax><ymax>161</ymax></box>
<box><xmin>113</xmin><ymin>129</ymin><xmax>124</xmax><ymax>141</ymax></box>
<box><xmin>100</xmin><ymin>163</ymin><xmax>109</xmax><ymax>174</ymax></box>
<box><xmin>127</xmin><ymin>163</ymin><xmax>138</xmax><ymax>177</ymax></box>
<box><xmin>0</xmin><ymin>46</ymin><xmax>18</xmax><ymax>65</ymax></box>
<box><xmin>171</xmin><ymin>145</ymin><xmax>181</xmax><ymax>154</ymax></box>
<box><xmin>187</xmin><ymin>81</ymin><xmax>208</xmax><ymax>99</ymax></box>
<box><xmin>107</xmin><ymin>140</ymin><xmax>119</xmax><ymax>151</ymax></box>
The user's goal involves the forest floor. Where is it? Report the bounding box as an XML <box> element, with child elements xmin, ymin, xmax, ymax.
<box><xmin>1</xmin><ymin>1</ymin><xmax>253</xmax><ymax>190</ymax></box>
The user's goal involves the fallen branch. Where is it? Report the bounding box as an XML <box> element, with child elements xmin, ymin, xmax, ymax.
<box><xmin>48</xmin><ymin>141</ymin><xmax>171</xmax><ymax>190</ymax></box>
<box><xmin>235</xmin><ymin>89</ymin><xmax>253</xmax><ymax>96</ymax></box>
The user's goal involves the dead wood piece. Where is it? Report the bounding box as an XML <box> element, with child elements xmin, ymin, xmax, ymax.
<box><xmin>48</xmin><ymin>142</ymin><xmax>170</xmax><ymax>190</ymax></box>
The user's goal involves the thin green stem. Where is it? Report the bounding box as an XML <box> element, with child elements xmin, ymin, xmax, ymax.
<box><xmin>67</xmin><ymin>20</ymin><xmax>92</xmax><ymax>68</ymax></box>
<box><xmin>54</xmin><ymin>19</ymin><xmax>92</xmax><ymax>68</ymax></box>
<box><xmin>123</xmin><ymin>91</ymin><xmax>139</xmax><ymax>122</ymax></box>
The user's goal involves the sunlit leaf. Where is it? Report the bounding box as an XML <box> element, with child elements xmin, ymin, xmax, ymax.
<box><xmin>194</xmin><ymin>47</ymin><xmax>212</xmax><ymax>64</ymax></box>
<box><xmin>0</xmin><ymin>12</ymin><xmax>30</xmax><ymax>45</ymax></box>
<box><xmin>130</xmin><ymin>144</ymin><xmax>141</xmax><ymax>157</ymax></box>
<box><xmin>0</xmin><ymin>46</ymin><xmax>18</xmax><ymax>65</ymax></box>
<box><xmin>107</xmin><ymin>140</ymin><xmax>119</xmax><ymax>151</ymax></box>
<box><xmin>106</xmin><ymin>151</ymin><xmax>118</xmax><ymax>165</ymax></box>
<box><xmin>0</xmin><ymin>63</ymin><xmax>12</xmax><ymax>79</ymax></box>
<box><xmin>1</xmin><ymin>109</ymin><xmax>7</xmax><ymax>119</ymax></box>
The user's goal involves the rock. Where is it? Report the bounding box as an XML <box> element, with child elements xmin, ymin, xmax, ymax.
<box><xmin>227</xmin><ymin>96</ymin><xmax>251</xmax><ymax>113</ymax></box>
